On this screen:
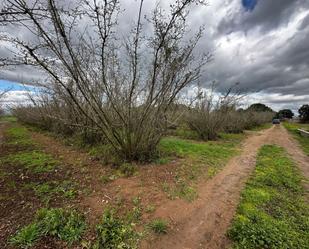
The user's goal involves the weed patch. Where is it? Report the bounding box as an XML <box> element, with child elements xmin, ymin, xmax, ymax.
<box><xmin>90</xmin><ymin>208</ymin><xmax>139</xmax><ymax>249</ymax></box>
<box><xmin>4</xmin><ymin>151</ymin><xmax>58</xmax><ymax>173</ymax></box>
<box><xmin>148</xmin><ymin>219</ymin><xmax>168</xmax><ymax>234</ymax></box>
<box><xmin>228</xmin><ymin>145</ymin><xmax>309</xmax><ymax>248</ymax></box>
<box><xmin>10</xmin><ymin>208</ymin><xmax>86</xmax><ymax>248</ymax></box>
<box><xmin>10</xmin><ymin>223</ymin><xmax>41</xmax><ymax>249</ymax></box>
<box><xmin>25</xmin><ymin>181</ymin><xmax>77</xmax><ymax>204</ymax></box>
<box><xmin>162</xmin><ymin>180</ymin><xmax>197</xmax><ymax>201</ymax></box>
<box><xmin>159</xmin><ymin>136</ymin><xmax>242</xmax><ymax>167</ymax></box>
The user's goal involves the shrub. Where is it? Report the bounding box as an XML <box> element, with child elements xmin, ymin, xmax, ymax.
<box><xmin>92</xmin><ymin>209</ymin><xmax>138</xmax><ymax>249</ymax></box>
<box><xmin>148</xmin><ymin>219</ymin><xmax>169</xmax><ymax>234</ymax></box>
<box><xmin>10</xmin><ymin>223</ymin><xmax>41</xmax><ymax>248</ymax></box>
<box><xmin>36</xmin><ymin>208</ymin><xmax>85</xmax><ymax>244</ymax></box>
<box><xmin>224</xmin><ymin>110</ymin><xmax>274</xmax><ymax>133</ymax></box>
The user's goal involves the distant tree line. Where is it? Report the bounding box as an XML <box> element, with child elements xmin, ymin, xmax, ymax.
<box><xmin>271</xmin><ymin>104</ymin><xmax>309</xmax><ymax>123</ymax></box>
<box><xmin>299</xmin><ymin>104</ymin><xmax>309</xmax><ymax>123</ymax></box>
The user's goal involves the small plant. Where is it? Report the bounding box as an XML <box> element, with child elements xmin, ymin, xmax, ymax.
<box><xmin>92</xmin><ymin>208</ymin><xmax>138</xmax><ymax>249</ymax></box>
<box><xmin>145</xmin><ymin>205</ymin><xmax>156</xmax><ymax>213</ymax></box>
<box><xmin>25</xmin><ymin>181</ymin><xmax>77</xmax><ymax>204</ymax></box>
<box><xmin>10</xmin><ymin>208</ymin><xmax>86</xmax><ymax>248</ymax></box>
<box><xmin>175</xmin><ymin>183</ymin><xmax>197</xmax><ymax>202</ymax></box>
<box><xmin>119</xmin><ymin>163</ymin><xmax>137</xmax><ymax>177</ymax></box>
<box><xmin>100</xmin><ymin>175</ymin><xmax>111</xmax><ymax>184</ymax></box>
<box><xmin>10</xmin><ymin>223</ymin><xmax>41</xmax><ymax>248</ymax></box>
<box><xmin>100</xmin><ymin>174</ymin><xmax>120</xmax><ymax>184</ymax></box>
<box><xmin>55</xmin><ymin>181</ymin><xmax>77</xmax><ymax>199</ymax></box>
<box><xmin>148</xmin><ymin>219</ymin><xmax>168</xmax><ymax>234</ymax></box>
<box><xmin>132</xmin><ymin>196</ymin><xmax>141</xmax><ymax>206</ymax></box>
<box><xmin>36</xmin><ymin>208</ymin><xmax>85</xmax><ymax>244</ymax></box>
<box><xmin>32</xmin><ymin>182</ymin><xmax>53</xmax><ymax>204</ymax></box>
<box><xmin>126</xmin><ymin>207</ymin><xmax>142</xmax><ymax>223</ymax></box>
<box><xmin>128</xmin><ymin>196</ymin><xmax>142</xmax><ymax>223</ymax></box>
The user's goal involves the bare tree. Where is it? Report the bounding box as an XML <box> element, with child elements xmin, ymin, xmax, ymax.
<box><xmin>0</xmin><ymin>88</ymin><xmax>11</xmax><ymax>116</ymax></box>
<box><xmin>1</xmin><ymin>0</ymin><xmax>209</xmax><ymax>161</ymax></box>
<box><xmin>186</xmin><ymin>83</ymin><xmax>243</xmax><ymax>140</ymax></box>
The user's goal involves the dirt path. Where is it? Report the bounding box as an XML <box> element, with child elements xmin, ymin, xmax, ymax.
<box><xmin>143</xmin><ymin>126</ymin><xmax>276</xmax><ymax>249</ymax></box>
<box><xmin>145</xmin><ymin>124</ymin><xmax>309</xmax><ymax>249</ymax></box>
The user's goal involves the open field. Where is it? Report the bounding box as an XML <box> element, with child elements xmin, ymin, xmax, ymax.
<box><xmin>1</xmin><ymin>1</ymin><xmax>309</xmax><ymax>248</ymax></box>
<box><xmin>1</xmin><ymin>118</ymin><xmax>309</xmax><ymax>249</ymax></box>
<box><xmin>0</xmin><ymin>118</ymin><xmax>245</xmax><ymax>248</ymax></box>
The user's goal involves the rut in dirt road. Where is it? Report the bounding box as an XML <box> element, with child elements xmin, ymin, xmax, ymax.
<box><xmin>145</xmin><ymin>126</ymin><xmax>276</xmax><ymax>249</ymax></box>
<box><xmin>268</xmin><ymin>125</ymin><xmax>309</xmax><ymax>197</ymax></box>
<box><xmin>146</xmin><ymin>124</ymin><xmax>309</xmax><ymax>249</ymax></box>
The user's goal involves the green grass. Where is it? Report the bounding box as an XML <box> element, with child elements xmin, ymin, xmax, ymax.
<box><xmin>5</xmin><ymin>125</ymin><xmax>35</xmax><ymax>146</ymax></box>
<box><xmin>3</xmin><ymin>151</ymin><xmax>58</xmax><ymax>173</ymax></box>
<box><xmin>158</xmin><ymin>134</ymin><xmax>243</xmax><ymax>201</ymax></box>
<box><xmin>148</xmin><ymin>219</ymin><xmax>169</xmax><ymax>234</ymax></box>
<box><xmin>166</xmin><ymin>127</ymin><xmax>200</xmax><ymax>140</ymax></box>
<box><xmin>160</xmin><ymin>134</ymin><xmax>243</xmax><ymax>167</ymax></box>
<box><xmin>10</xmin><ymin>208</ymin><xmax>86</xmax><ymax>248</ymax></box>
<box><xmin>228</xmin><ymin>145</ymin><xmax>309</xmax><ymax>249</ymax></box>
<box><xmin>0</xmin><ymin>116</ymin><xmax>17</xmax><ymax>122</ymax></box>
<box><xmin>283</xmin><ymin>122</ymin><xmax>309</xmax><ymax>156</ymax></box>
<box><xmin>24</xmin><ymin>181</ymin><xmax>77</xmax><ymax>204</ymax></box>
<box><xmin>10</xmin><ymin>223</ymin><xmax>41</xmax><ymax>249</ymax></box>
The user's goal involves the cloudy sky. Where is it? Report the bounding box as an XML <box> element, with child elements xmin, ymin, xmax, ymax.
<box><xmin>1</xmin><ymin>0</ymin><xmax>309</xmax><ymax>113</ymax></box>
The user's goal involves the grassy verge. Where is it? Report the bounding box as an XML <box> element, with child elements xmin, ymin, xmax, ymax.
<box><xmin>5</xmin><ymin>125</ymin><xmax>35</xmax><ymax>147</ymax></box>
<box><xmin>158</xmin><ymin>133</ymin><xmax>244</xmax><ymax>201</ymax></box>
<box><xmin>4</xmin><ymin>151</ymin><xmax>58</xmax><ymax>173</ymax></box>
<box><xmin>283</xmin><ymin>122</ymin><xmax>309</xmax><ymax>156</ymax></box>
<box><xmin>0</xmin><ymin>116</ymin><xmax>17</xmax><ymax>122</ymax></box>
<box><xmin>1</xmin><ymin>120</ymin><xmax>88</xmax><ymax>248</ymax></box>
<box><xmin>228</xmin><ymin>145</ymin><xmax>309</xmax><ymax>248</ymax></box>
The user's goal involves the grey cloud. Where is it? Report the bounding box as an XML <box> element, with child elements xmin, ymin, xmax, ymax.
<box><xmin>217</xmin><ymin>0</ymin><xmax>309</xmax><ymax>35</ymax></box>
<box><xmin>1</xmin><ymin>0</ymin><xmax>309</xmax><ymax>111</ymax></box>
<box><xmin>298</xmin><ymin>12</ymin><xmax>309</xmax><ymax>30</ymax></box>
